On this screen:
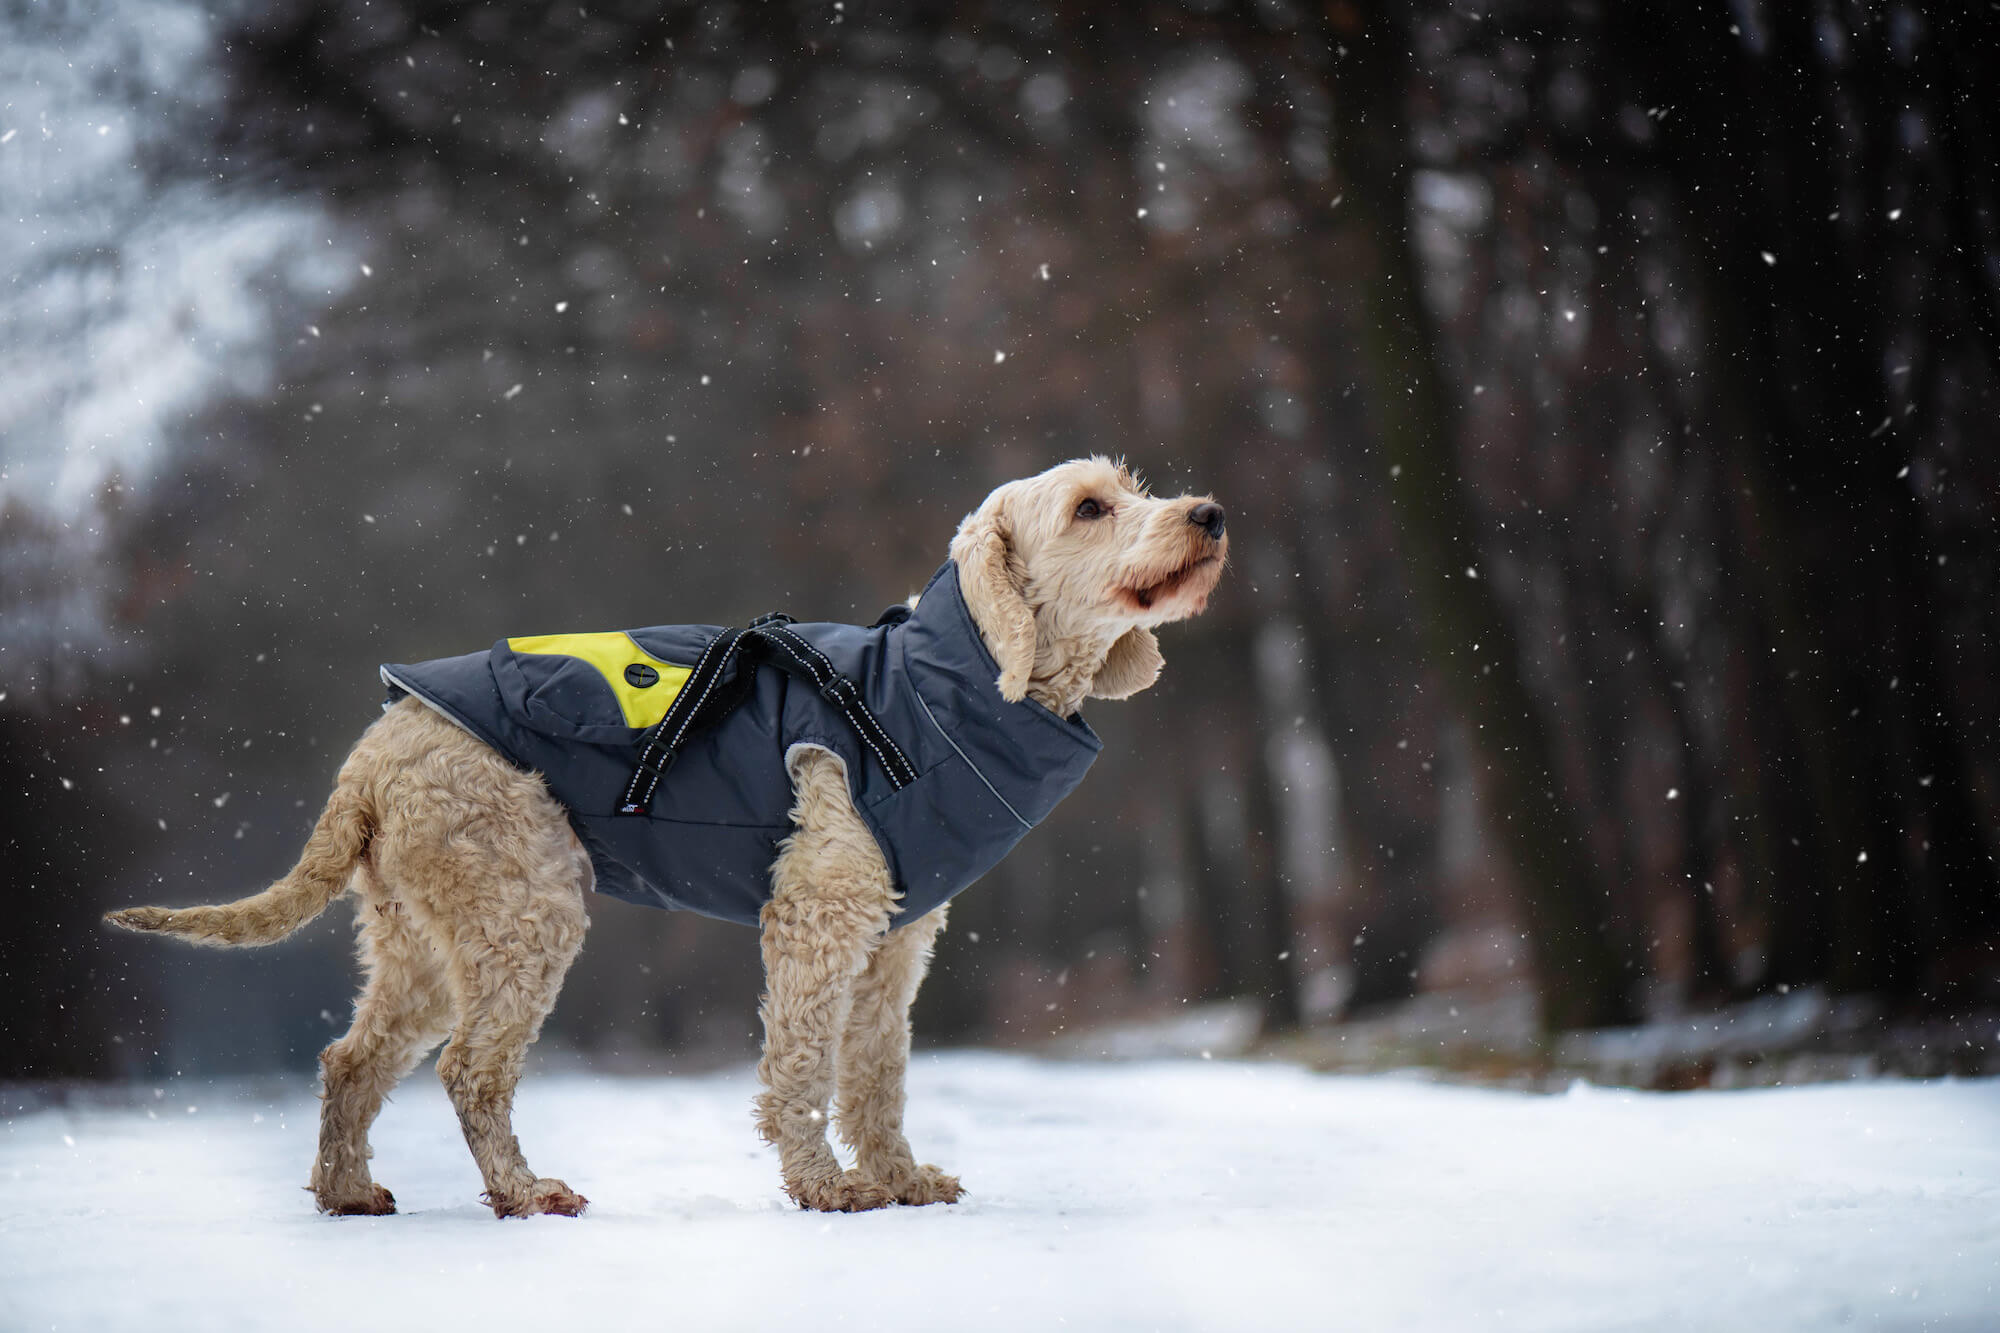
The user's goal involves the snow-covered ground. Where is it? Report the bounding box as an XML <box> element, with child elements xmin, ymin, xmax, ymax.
<box><xmin>3</xmin><ymin>1053</ymin><xmax>1995</xmax><ymax>1331</ymax></box>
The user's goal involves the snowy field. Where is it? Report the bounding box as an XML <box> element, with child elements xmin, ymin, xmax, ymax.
<box><xmin>3</xmin><ymin>1054</ymin><xmax>1995</xmax><ymax>1332</ymax></box>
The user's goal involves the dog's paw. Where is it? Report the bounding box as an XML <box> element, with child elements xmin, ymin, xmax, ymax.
<box><xmin>893</xmin><ymin>1164</ymin><xmax>964</xmax><ymax>1206</ymax></box>
<box><xmin>317</xmin><ymin>1183</ymin><xmax>396</xmax><ymax>1216</ymax></box>
<box><xmin>488</xmin><ymin>1178</ymin><xmax>589</xmax><ymax>1219</ymax></box>
<box><xmin>786</xmin><ymin>1168</ymin><xmax>895</xmax><ymax>1213</ymax></box>
<box><xmin>528</xmin><ymin>1178</ymin><xmax>590</xmax><ymax>1217</ymax></box>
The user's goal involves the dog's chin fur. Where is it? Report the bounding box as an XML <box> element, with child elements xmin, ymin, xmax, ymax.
<box><xmin>103</xmin><ymin>455</ymin><xmax>1224</xmax><ymax>1220</ymax></box>
<box><xmin>1120</xmin><ymin>552</ymin><xmax>1224</xmax><ymax>616</ymax></box>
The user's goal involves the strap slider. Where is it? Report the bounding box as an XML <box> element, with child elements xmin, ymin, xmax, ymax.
<box><xmin>634</xmin><ymin>749</ymin><xmax>679</xmax><ymax>779</ymax></box>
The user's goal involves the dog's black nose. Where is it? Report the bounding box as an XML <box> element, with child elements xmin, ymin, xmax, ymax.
<box><xmin>1189</xmin><ymin>502</ymin><xmax>1226</xmax><ymax>539</ymax></box>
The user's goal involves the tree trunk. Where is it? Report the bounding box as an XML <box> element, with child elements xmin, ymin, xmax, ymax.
<box><xmin>1324</xmin><ymin>3</ymin><xmax>1632</xmax><ymax>1030</ymax></box>
<box><xmin>1605</xmin><ymin>0</ymin><xmax>1999</xmax><ymax>1000</ymax></box>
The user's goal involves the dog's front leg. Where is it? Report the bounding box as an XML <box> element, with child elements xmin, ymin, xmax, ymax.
<box><xmin>836</xmin><ymin>905</ymin><xmax>963</xmax><ymax>1205</ymax></box>
<box><xmin>755</xmin><ymin>747</ymin><xmax>898</xmax><ymax>1212</ymax></box>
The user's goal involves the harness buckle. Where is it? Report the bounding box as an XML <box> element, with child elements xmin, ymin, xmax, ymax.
<box><xmin>618</xmin><ymin>749</ymin><xmax>678</xmax><ymax>816</ymax></box>
<box><xmin>634</xmin><ymin>748</ymin><xmax>679</xmax><ymax>779</ymax></box>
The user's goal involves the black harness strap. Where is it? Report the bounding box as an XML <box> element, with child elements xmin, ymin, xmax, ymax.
<box><xmin>616</xmin><ymin>618</ymin><xmax>916</xmax><ymax>817</ymax></box>
<box><xmin>751</xmin><ymin>624</ymin><xmax>920</xmax><ymax>789</ymax></box>
<box><xmin>617</xmin><ymin>626</ymin><xmax>744</xmax><ymax>815</ymax></box>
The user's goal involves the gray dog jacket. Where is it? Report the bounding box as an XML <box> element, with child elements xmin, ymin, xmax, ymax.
<box><xmin>379</xmin><ymin>561</ymin><xmax>1102</xmax><ymax>929</ymax></box>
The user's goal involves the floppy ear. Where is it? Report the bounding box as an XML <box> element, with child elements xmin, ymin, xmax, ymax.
<box><xmin>950</xmin><ymin>485</ymin><xmax>1037</xmax><ymax>702</ymax></box>
<box><xmin>1088</xmin><ymin>627</ymin><xmax>1163</xmax><ymax>700</ymax></box>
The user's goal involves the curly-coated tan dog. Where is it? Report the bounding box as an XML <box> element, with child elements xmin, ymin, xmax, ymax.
<box><xmin>107</xmin><ymin>458</ymin><xmax>1227</xmax><ymax>1217</ymax></box>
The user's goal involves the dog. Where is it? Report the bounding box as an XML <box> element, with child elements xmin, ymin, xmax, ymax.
<box><xmin>106</xmin><ymin>457</ymin><xmax>1228</xmax><ymax>1217</ymax></box>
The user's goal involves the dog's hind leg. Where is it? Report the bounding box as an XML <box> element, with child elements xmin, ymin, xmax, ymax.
<box><xmin>424</xmin><ymin>820</ymin><xmax>592</xmax><ymax>1220</ymax></box>
<box><xmin>835</xmin><ymin>905</ymin><xmax>962</xmax><ymax>1205</ymax></box>
<box><xmin>755</xmin><ymin>746</ymin><xmax>900</xmax><ymax>1212</ymax></box>
<box><xmin>436</xmin><ymin>988</ymin><xmax>585</xmax><ymax>1218</ymax></box>
<box><xmin>311</xmin><ymin>859</ymin><xmax>451</xmax><ymax>1216</ymax></box>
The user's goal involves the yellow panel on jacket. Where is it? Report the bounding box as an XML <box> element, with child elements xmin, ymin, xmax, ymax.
<box><xmin>504</xmin><ymin>632</ymin><xmax>692</xmax><ymax>728</ymax></box>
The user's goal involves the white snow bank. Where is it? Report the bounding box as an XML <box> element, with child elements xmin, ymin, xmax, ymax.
<box><xmin>3</xmin><ymin>1053</ymin><xmax>1995</xmax><ymax>1332</ymax></box>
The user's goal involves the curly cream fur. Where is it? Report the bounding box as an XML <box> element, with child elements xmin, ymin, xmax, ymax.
<box><xmin>950</xmin><ymin>457</ymin><xmax>1223</xmax><ymax>716</ymax></box>
<box><xmin>104</xmin><ymin>457</ymin><xmax>1225</xmax><ymax>1216</ymax></box>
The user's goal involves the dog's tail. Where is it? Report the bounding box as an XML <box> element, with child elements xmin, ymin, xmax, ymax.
<box><xmin>105</xmin><ymin>761</ymin><xmax>375</xmax><ymax>948</ymax></box>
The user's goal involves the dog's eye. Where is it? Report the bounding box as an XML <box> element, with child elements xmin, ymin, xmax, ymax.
<box><xmin>1075</xmin><ymin>498</ymin><xmax>1107</xmax><ymax>521</ymax></box>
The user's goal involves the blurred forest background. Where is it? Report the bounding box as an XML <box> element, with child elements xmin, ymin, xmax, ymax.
<box><xmin>5</xmin><ymin>0</ymin><xmax>1997</xmax><ymax>1085</ymax></box>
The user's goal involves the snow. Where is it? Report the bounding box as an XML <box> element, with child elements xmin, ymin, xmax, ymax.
<box><xmin>3</xmin><ymin>1053</ymin><xmax>1995</xmax><ymax>1331</ymax></box>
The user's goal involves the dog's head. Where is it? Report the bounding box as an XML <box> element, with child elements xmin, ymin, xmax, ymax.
<box><xmin>949</xmin><ymin>457</ymin><xmax>1228</xmax><ymax>712</ymax></box>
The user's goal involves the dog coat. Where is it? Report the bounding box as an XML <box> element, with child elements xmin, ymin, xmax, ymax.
<box><xmin>379</xmin><ymin>561</ymin><xmax>1102</xmax><ymax>929</ymax></box>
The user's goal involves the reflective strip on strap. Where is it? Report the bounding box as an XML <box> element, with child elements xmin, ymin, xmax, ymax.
<box><xmin>618</xmin><ymin>627</ymin><xmax>742</xmax><ymax>815</ymax></box>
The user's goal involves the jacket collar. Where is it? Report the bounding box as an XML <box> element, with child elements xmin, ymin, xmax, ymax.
<box><xmin>900</xmin><ymin>561</ymin><xmax>1104</xmax><ymax>756</ymax></box>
